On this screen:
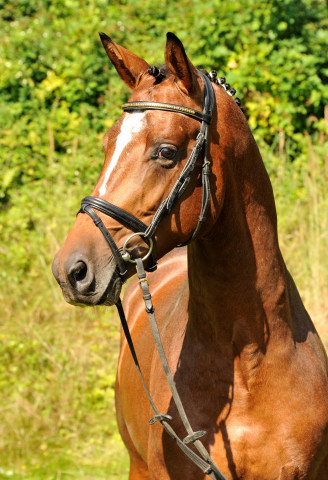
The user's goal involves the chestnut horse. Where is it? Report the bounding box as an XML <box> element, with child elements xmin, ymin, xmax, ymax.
<box><xmin>52</xmin><ymin>33</ymin><xmax>328</xmax><ymax>479</ymax></box>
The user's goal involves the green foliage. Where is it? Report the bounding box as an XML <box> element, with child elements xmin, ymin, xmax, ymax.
<box><xmin>1</xmin><ymin>0</ymin><xmax>327</xmax><ymax>201</ymax></box>
<box><xmin>0</xmin><ymin>292</ymin><xmax>129</xmax><ymax>478</ymax></box>
<box><xmin>0</xmin><ymin>0</ymin><xmax>327</xmax><ymax>477</ymax></box>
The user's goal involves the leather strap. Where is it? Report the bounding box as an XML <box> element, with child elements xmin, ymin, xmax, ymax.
<box><xmin>80</xmin><ymin>196</ymin><xmax>158</xmax><ymax>273</ymax></box>
<box><xmin>144</xmin><ymin>129</ymin><xmax>206</xmax><ymax>240</ymax></box>
<box><xmin>114</xmin><ymin>259</ymin><xmax>228</xmax><ymax>480</ymax></box>
<box><xmin>116</xmin><ymin>299</ymin><xmax>217</xmax><ymax>477</ymax></box>
<box><xmin>80</xmin><ymin>196</ymin><xmax>149</xmax><ymax>233</ymax></box>
<box><xmin>122</xmin><ymin>101</ymin><xmax>212</xmax><ymax>124</ymax></box>
<box><xmin>81</xmin><ymin>205</ymin><xmax>127</xmax><ymax>277</ymax></box>
<box><xmin>143</xmin><ymin>72</ymin><xmax>215</xmax><ymax>241</ymax></box>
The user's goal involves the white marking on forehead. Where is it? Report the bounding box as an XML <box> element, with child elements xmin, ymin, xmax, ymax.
<box><xmin>99</xmin><ymin>112</ymin><xmax>146</xmax><ymax>196</ymax></box>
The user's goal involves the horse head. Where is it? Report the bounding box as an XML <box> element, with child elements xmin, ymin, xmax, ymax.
<box><xmin>52</xmin><ymin>32</ymin><xmax>248</xmax><ymax>307</ymax></box>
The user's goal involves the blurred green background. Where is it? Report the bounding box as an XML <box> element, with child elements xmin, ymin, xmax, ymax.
<box><xmin>0</xmin><ymin>0</ymin><xmax>327</xmax><ymax>478</ymax></box>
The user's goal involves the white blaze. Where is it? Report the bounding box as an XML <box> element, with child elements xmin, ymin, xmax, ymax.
<box><xmin>99</xmin><ymin>112</ymin><xmax>146</xmax><ymax>196</ymax></box>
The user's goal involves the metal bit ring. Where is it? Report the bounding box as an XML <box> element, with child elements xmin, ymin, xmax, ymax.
<box><xmin>122</xmin><ymin>232</ymin><xmax>153</xmax><ymax>264</ymax></box>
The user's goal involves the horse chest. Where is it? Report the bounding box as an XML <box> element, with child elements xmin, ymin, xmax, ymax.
<box><xmin>126</xmin><ymin>332</ymin><xmax>328</xmax><ymax>479</ymax></box>
<box><xmin>117</xmin><ymin>272</ymin><xmax>328</xmax><ymax>480</ymax></box>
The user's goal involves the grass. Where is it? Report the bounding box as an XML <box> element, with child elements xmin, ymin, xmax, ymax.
<box><xmin>0</xmin><ymin>293</ymin><xmax>130</xmax><ymax>480</ymax></box>
<box><xmin>0</xmin><ymin>178</ymin><xmax>130</xmax><ymax>479</ymax></box>
<box><xmin>0</xmin><ymin>129</ymin><xmax>327</xmax><ymax>479</ymax></box>
<box><xmin>275</xmin><ymin>130</ymin><xmax>328</xmax><ymax>348</ymax></box>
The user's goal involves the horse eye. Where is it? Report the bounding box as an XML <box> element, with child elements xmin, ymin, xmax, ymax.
<box><xmin>158</xmin><ymin>146</ymin><xmax>177</xmax><ymax>159</ymax></box>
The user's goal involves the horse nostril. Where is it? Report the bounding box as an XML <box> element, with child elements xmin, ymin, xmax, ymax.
<box><xmin>66</xmin><ymin>254</ymin><xmax>95</xmax><ymax>295</ymax></box>
<box><xmin>73</xmin><ymin>261</ymin><xmax>88</xmax><ymax>282</ymax></box>
<box><xmin>69</xmin><ymin>260</ymin><xmax>88</xmax><ymax>284</ymax></box>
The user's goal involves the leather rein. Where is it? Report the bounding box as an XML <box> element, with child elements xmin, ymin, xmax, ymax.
<box><xmin>78</xmin><ymin>72</ymin><xmax>228</xmax><ymax>480</ymax></box>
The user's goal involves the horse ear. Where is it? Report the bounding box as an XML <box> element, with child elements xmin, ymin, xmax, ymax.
<box><xmin>99</xmin><ymin>33</ymin><xmax>149</xmax><ymax>89</ymax></box>
<box><xmin>165</xmin><ymin>32</ymin><xmax>198</xmax><ymax>95</ymax></box>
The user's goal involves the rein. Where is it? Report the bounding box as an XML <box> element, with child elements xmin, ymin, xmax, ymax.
<box><xmin>78</xmin><ymin>72</ymin><xmax>228</xmax><ymax>479</ymax></box>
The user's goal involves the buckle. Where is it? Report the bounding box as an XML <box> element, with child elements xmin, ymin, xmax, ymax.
<box><xmin>183</xmin><ymin>430</ymin><xmax>207</xmax><ymax>444</ymax></box>
<box><xmin>149</xmin><ymin>413</ymin><xmax>173</xmax><ymax>425</ymax></box>
<box><xmin>139</xmin><ymin>277</ymin><xmax>149</xmax><ymax>287</ymax></box>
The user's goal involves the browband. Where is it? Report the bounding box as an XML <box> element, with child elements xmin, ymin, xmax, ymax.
<box><xmin>122</xmin><ymin>101</ymin><xmax>212</xmax><ymax>124</ymax></box>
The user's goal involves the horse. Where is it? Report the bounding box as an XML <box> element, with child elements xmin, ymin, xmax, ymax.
<box><xmin>52</xmin><ymin>32</ymin><xmax>328</xmax><ymax>479</ymax></box>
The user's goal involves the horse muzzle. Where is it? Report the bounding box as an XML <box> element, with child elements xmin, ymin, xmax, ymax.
<box><xmin>52</xmin><ymin>248</ymin><xmax>123</xmax><ymax>306</ymax></box>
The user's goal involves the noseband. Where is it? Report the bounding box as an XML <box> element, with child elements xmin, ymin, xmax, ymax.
<box><xmin>78</xmin><ymin>71</ymin><xmax>215</xmax><ymax>279</ymax></box>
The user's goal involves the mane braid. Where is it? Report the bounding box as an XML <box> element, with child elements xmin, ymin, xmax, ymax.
<box><xmin>203</xmin><ymin>68</ymin><xmax>244</xmax><ymax>113</ymax></box>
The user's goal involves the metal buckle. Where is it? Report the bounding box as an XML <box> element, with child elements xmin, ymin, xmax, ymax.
<box><xmin>183</xmin><ymin>430</ymin><xmax>207</xmax><ymax>444</ymax></box>
<box><xmin>139</xmin><ymin>277</ymin><xmax>149</xmax><ymax>287</ymax></box>
<box><xmin>149</xmin><ymin>413</ymin><xmax>173</xmax><ymax>425</ymax></box>
<box><xmin>122</xmin><ymin>232</ymin><xmax>153</xmax><ymax>264</ymax></box>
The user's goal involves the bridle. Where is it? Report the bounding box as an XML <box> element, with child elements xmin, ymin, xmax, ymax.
<box><xmin>78</xmin><ymin>71</ymin><xmax>215</xmax><ymax>278</ymax></box>
<box><xmin>78</xmin><ymin>72</ymin><xmax>228</xmax><ymax>480</ymax></box>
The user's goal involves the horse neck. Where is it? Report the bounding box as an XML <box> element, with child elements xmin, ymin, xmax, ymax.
<box><xmin>187</xmin><ymin>119</ymin><xmax>293</xmax><ymax>354</ymax></box>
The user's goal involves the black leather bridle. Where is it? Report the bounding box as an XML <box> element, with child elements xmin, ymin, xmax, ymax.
<box><xmin>77</xmin><ymin>72</ymin><xmax>228</xmax><ymax>480</ymax></box>
<box><xmin>78</xmin><ymin>71</ymin><xmax>215</xmax><ymax>280</ymax></box>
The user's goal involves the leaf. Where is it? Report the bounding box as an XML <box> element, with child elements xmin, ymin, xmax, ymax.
<box><xmin>1</xmin><ymin>166</ymin><xmax>19</xmax><ymax>192</ymax></box>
